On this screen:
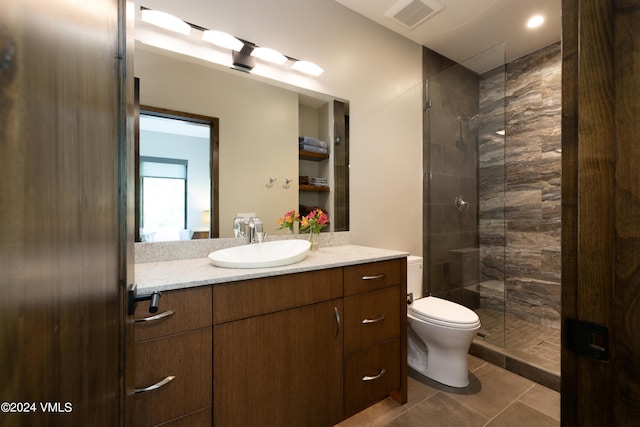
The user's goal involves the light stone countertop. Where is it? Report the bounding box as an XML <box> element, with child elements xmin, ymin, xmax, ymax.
<box><xmin>135</xmin><ymin>244</ymin><xmax>409</xmax><ymax>295</ymax></box>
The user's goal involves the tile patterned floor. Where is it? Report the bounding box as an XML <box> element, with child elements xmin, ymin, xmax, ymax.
<box><xmin>336</xmin><ymin>355</ymin><xmax>560</xmax><ymax>427</ymax></box>
<box><xmin>475</xmin><ymin>309</ymin><xmax>561</xmax><ymax>375</ymax></box>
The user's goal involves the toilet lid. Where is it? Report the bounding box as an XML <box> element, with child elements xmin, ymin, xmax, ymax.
<box><xmin>408</xmin><ymin>296</ymin><xmax>480</xmax><ymax>326</ymax></box>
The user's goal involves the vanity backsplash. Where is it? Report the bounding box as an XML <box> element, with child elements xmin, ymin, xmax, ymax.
<box><xmin>135</xmin><ymin>232</ymin><xmax>352</xmax><ymax>263</ymax></box>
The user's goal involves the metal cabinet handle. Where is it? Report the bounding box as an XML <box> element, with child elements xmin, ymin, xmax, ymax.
<box><xmin>362</xmin><ymin>315</ymin><xmax>385</xmax><ymax>324</ymax></box>
<box><xmin>134</xmin><ymin>310</ymin><xmax>175</xmax><ymax>323</ymax></box>
<box><xmin>361</xmin><ymin>274</ymin><xmax>385</xmax><ymax>281</ymax></box>
<box><xmin>135</xmin><ymin>375</ymin><xmax>176</xmax><ymax>394</ymax></box>
<box><xmin>362</xmin><ymin>368</ymin><xmax>386</xmax><ymax>381</ymax></box>
<box><xmin>334</xmin><ymin>306</ymin><xmax>341</xmax><ymax>338</ymax></box>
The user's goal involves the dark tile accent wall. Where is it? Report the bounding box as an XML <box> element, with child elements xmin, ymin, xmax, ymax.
<box><xmin>480</xmin><ymin>42</ymin><xmax>562</xmax><ymax>329</ymax></box>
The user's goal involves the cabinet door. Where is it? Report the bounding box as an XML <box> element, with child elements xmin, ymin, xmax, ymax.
<box><xmin>214</xmin><ymin>299</ymin><xmax>344</xmax><ymax>427</ymax></box>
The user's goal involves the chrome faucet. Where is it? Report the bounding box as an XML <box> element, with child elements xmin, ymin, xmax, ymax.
<box><xmin>247</xmin><ymin>217</ymin><xmax>263</xmax><ymax>243</ymax></box>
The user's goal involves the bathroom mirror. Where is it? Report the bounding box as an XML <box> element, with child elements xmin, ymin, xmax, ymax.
<box><xmin>134</xmin><ymin>44</ymin><xmax>349</xmax><ymax>241</ymax></box>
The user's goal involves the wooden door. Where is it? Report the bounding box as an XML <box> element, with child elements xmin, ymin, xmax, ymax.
<box><xmin>214</xmin><ymin>299</ymin><xmax>344</xmax><ymax>427</ymax></box>
<box><xmin>561</xmin><ymin>0</ymin><xmax>640</xmax><ymax>425</ymax></box>
<box><xmin>0</xmin><ymin>0</ymin><xmax>132</xmax><ymax>425</ymax></box>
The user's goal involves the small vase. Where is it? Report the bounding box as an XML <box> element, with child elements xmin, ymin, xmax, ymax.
<box><xmin>308</xmin><ymin>229</ymin><xmax>319</xmax><ymax>250</ymax></box>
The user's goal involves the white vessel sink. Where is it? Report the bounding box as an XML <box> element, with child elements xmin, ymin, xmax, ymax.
<box><xmin>208</xmin><ymin>239</ymin><xmax>311</xmax><ymax>269</ymax></box>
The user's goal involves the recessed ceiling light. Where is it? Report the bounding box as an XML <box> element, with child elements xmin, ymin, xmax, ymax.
<box><xmin>527</xmin><ymin>15</ymin><xmax>545</xmax><ymax>29</ymax></box>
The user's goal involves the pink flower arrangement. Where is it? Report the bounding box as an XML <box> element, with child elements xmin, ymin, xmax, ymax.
<box><xmin>300</xmin><ymin>209</ymin><xmax>329</xmax><ymax>234</ymax></box>
<box><xmin>277</xmin><ymin>210</ymin><xmax>300</xmax><ymax>233</ymax></box>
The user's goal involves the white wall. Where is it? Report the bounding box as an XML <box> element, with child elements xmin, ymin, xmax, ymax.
<box><xmin>137</xmin><ymin>0</ymin><xmax>424</xmax><ymax>255</ymax></box>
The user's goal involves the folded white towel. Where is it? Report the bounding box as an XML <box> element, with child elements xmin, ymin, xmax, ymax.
<box><xmin>299</xmin><ymin>136</ymin><xmax>328</xmax><ymax>149</ymax></box>
<box><xmin>299</xmin><ymin>144</ymin><xmax>328</xmax><ymax>154</ymax></box>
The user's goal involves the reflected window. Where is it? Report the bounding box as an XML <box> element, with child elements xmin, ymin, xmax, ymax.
<box><xmin>140</xmin><ymin>157</ymin><xmax>187</xmax><ymax>241</ymax></box>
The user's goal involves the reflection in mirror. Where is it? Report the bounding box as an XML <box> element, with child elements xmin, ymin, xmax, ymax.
<box><xmin>135</xmin><ymin>46</ymin><xmax>348</xmax><ymax>241</ymax></box>
<box><xmin>135</xmin><ymin>105</ymin><xmax>219</xmax><ymax>242</ymax></box>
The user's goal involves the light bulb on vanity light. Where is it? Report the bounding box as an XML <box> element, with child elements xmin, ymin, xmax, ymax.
<box><xmin>292</xmin><ymin>60</ymin><xmax>324</xmax><ymax>76</ymax></box>
<box><xmin>202</xmin><ymin>30</ymin><xmax>244</xmax><ymax>51</ymax></box>
<box><xmin>251</xmin><ymin>47</ymin><xmax>288</xmax><ymax>65</ymax></box>
<box><xmin>141</xmin><ymin>9</ymin><xmax>191</xmax><ymax>35</ymax></box>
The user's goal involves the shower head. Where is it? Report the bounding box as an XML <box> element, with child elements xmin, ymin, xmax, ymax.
<box><xmin>457</xmin><ymin>114</ymin><xmax>481</xmax><ymax>130</ymax></box>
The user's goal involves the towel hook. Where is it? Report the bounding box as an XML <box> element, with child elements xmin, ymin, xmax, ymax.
<box><xmin>266</xmin><ymin>177</ymin><xmax>277</xmax><ymax>188</ymax></box>
<box><xmin>283</xmin><ymin>178</ymin><xmax>293</xmax><ymax>189</ymax></box>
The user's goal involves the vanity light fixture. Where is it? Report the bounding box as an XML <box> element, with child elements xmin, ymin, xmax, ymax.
<box><xmin>141</xmin><ymin>9</ymin><xmax>191</xmax><ymax>35</ymax></box>
<box><xmin>202</xmin><ymin>30</ymin><xmax>244</xmax><ymax>51</ymax></box>
<box><xmin>251</xmin><ymin>47</ymin><xmax>288</xmax><ymax>65</ymax></box>
<box><xmin>140</xmin><ymin>7</ymin><xmax>325</xmax><ymax>77</ymax></box>
<box><xmin>292</xmin><ymin>60</ymin><xmax>324</xmax><ymax>76</ymax></box>
<box><xmin>496</xmin><ymin>129</ymin><xmax>505</xmax><ymax>135</ymax></box>
<box><xmin>526</xmin><ymin>14</ymin><xmax>545</xmax><ymax>29</ymax></box>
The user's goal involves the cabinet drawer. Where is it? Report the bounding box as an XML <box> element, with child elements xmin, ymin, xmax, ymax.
<box><xmin>135</xmin><ymin>286</ymin><xmax>212</xmax><ymax>342</ymax></box>
<box><xmin>157</xmin><ymin>407</ymin><xmax>212</xmax><ymax>427</ymax></box>
<box><xmin>135</xmin><ymin>328</ymin><xmax>212</xmax><ymax>426</ymax></box>
<box><xmin>344</xmin><ymin>339</ymin><xmax>401</xmax><ymax>417</ymax></box>
<box><xmin>344</xmin><ymin>259</ymin><xmax>404</xmax><ymax>296</ymax></box>
<box><xmin>213</xmin><ymin>268</ymin><xmax>343</xmax><ymax>324</ymax></box>
<box><xmin>344</xmin><ymin>286</ymin><xmax>400</xmax><ymax>355</ymax></box>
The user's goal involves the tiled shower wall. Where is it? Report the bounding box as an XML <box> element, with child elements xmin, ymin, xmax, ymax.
<box><xmin>483</xmin><ymin>42</ymin><xmax>562</xmax><ymax>329</ymax></box>
<box><xmin>424</xmin><ymin>42</ymin><xmax>562</xmax><ymax>330</ymax></box>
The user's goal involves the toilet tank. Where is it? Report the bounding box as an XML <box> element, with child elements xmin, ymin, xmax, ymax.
<box><xmin>407</xmin><ymin>256</ymin><xmax>423</xmax><ymax>299</ymax></box>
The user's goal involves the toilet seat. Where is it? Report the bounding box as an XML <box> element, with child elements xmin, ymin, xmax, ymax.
<box><xmin>408</xmin><ymin>297</ymin><xmax>480</xmax><ymax>330</ymax></box>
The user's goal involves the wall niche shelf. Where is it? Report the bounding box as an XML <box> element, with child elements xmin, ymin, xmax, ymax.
<box><xmin>299</xmin><ymin>149</ymin><xmax>329</xmax><ymax>161</ymax></box>
<box><xmin>299</xmin><ymin>184</ymin><xmax>330</xmax><ymax>192</ymax></box>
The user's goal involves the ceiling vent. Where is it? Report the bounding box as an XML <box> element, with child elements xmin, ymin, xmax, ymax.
<box><xmin>385</xmin><ymin>0</ymin><xmax>444</xmax><ymax>29</ymax></box>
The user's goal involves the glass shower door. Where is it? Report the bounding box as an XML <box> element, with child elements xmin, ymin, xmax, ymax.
<box><xmin>423</xmin><ymin>43</ymin><xmax>506</xmax><ymax>348</ymax></box>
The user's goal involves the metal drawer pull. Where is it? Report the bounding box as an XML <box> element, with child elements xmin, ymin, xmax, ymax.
<box><xmin>362</xmin><ymin>274</ymin><xmax>385</xmax><ymax>281</ymax></box>
<box><xmin>134</xmin><ymin>310</ymin><xmax>175</xmax><ymax>323</ymax></box>
<box><xmin>334</xmin><ymin>307</ymin><xmax>341</xmax><ymax>338</ymax></box>
<box><xmin>135</xmin><ymin>375</ymin><xmax>176</xmax><ymax>394</ymax></box>
<box><xmin>362</xmin><ymin>368</ymin><xmax>386</xmax><ymax>381</ymax></box>
<box><xmin>362</xmin><ymin>315</ymin><xmax>385</xmax><ymax>324</ymax></box>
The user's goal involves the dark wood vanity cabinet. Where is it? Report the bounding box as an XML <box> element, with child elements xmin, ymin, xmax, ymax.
<box><xmin>135</xmin><ymin>257</ymin><xmax>407</xmax><ymax>426</ymax></box>
<box><xmin>134</xmin><ymin>286</ymin><xmax>213</xmax><ymax>426</ymax></box>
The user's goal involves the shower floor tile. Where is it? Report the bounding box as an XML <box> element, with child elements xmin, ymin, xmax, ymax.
<box><xmin>475</xmin><ymin>308</ymin><xmax>561</xmax><ymax>375</ymax></box>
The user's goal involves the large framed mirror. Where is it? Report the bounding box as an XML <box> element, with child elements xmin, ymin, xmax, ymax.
<box><xmin>134</xmin><ymin>41</ymin><xmax>349</xmax><ymax>242</ymax></box>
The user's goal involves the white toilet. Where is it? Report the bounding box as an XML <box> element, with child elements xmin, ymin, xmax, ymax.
<box><xmin>406</xmin><ymin>256</ymin><xmax>481</xmax><ymax>387</ymax></box>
